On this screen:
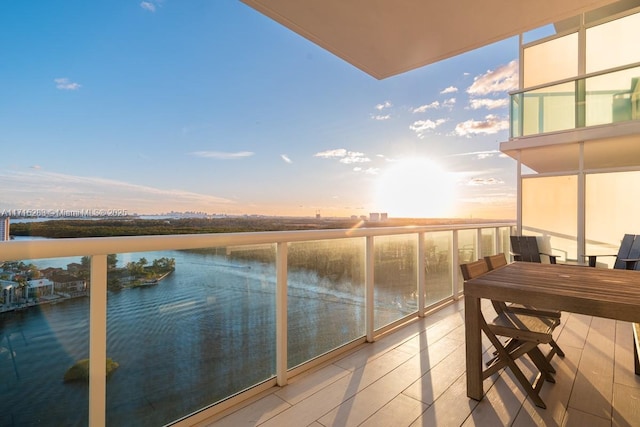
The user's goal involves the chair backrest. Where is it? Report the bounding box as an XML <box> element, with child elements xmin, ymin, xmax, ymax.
<box><xmin>484</xmin><ymin>254</ymin><xmax>509</xmax><ymax>314</ymax></box>
<box><xmin>485</xmin><ymin>253</ymin><xmax>508</xmax><ymax>270</ymax></box>
<box><xmin>510</xmin><ymin>236</ymin><xmax>542</xmax><ymax>263</ymax></box>
<box><xmin>614</xmin><ymin>234</ymin><xmax>640</xmax><ymax>270</ymax></box>
<box><xmin>460</xmin><ymin>259</ymin><xmax>489</xmax><ymax>280</ymax></box>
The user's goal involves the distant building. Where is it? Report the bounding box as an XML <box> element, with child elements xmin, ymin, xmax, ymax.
<box><xmin>369</xmin><ymin>213</ymin><xmax>380</xmax><ymax>222</ymax></box>
<box><xmin>0</xmin><ymin>216</ymin><xmax>9</xmax><ymax>241</ymax></box>
<box><xmin>27</xmin><ymin>278</ymin><xmax>55</xmax><ymax>298</ymax></box>
<box><xmin>380</xmin><ymin>213</ymin><xmax>388</xmax><ymax>221</ymax></box>
<box><xmin>1</xmin><ymin>280</ymin><xmax>16</xmax><ymax>305</ymax></box>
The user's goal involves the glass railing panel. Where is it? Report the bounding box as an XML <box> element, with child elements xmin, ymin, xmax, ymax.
<box><xmin>287</xmin><ymin>238</ymin><xmax>365</xmax><ymax>368</ymax></box>
<box><xmin>105</xmin><ymin>246</ymin><xmax>277</xmax><ymax>426</ymax></box>
<box><xmin>0</xmin><ymin>256</ymin><xmax>89</xmax><ymax>426</ymax></box>
<box><xmin>499</xmin><ymin>227</ymin><xmax>512</xmax><ymax>259</ymax></box>
<box><xmin>424</xmin><ymin>231</ymin><xmax>453</xmax><ymax>305</ymax></box>
<box><xmin>457</xmin><ymin>229</ymin><xmax>477</xmax><ymax>265</ymax></box>
<box><xmin>480</xmin><ymin>228</ymin><xmax>496</xmax><ymax>258</ymax></box>
<box><xmin>373</xmin><ymin>234</ymin><xmax>417</xmax><ymax>329</ymax></box>
<box><xmin>511</xmin><ymin>93</ymin><xmax>522</xmax><ymax>138</ymax></box>
<box><xmin>586</xmin><ymin>66</ymin><xmax>640</xmax><ymax>126</ymax></box>
<box><xmin>522</xmin><ymin>82</ymin><xmax>576</xmax><ymax>136</ymax></box>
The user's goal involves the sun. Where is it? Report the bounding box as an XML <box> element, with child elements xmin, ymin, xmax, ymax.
<box><xmin>374</xmin><ymin>158</ymin><xmax>456</xmax><ymax>218</ymax></box>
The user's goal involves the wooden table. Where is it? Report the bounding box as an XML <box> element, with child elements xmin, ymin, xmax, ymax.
<box><xmin>464</xmin><ymin>261</ymin><xmax>640</xmax><ymax>401</ymax></box>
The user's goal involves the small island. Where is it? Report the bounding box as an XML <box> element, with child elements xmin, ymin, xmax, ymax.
<box><xmin>104</xmin><ymin>255</ymin><xmax>176</xmax><ymax>290</ymax></box>
<box><xmin>64</xmin><ymin>357</ymin><xmax>119</xmax><ymax>383</ymax></box>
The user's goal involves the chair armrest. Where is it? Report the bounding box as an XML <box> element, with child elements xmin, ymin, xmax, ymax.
<box><xmin>582</xmin><ymin>254</ymin><xmax>616</xmax><ymax>267</ymax></box>
<box><xmin>539</xmin><ymin>252</ymin><xmax>558</xmax><ymax>264</ymax></box>
<box><xmin>620</xmin><ymin>258</ymin><xmax>640</xmax><ymax>270</ymax></box>
<box><xmin>510</xmin><ymin>251</ymin><xmax>522</xmax><ymax>262</ymax></box>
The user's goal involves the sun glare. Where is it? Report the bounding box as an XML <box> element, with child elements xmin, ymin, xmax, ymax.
<box><xmin>374</xmin><ymin>158</ymin><xmax>456</xmax><ymax>218</ymax></box>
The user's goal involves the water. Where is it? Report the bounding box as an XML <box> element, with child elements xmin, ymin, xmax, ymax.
<box><xmin>0</xmin><ymin>244</ymin><xmax>404</xmax><ymax>426</ymax></box>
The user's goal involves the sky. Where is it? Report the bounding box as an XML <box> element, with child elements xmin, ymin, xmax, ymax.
<box><xmin>1</xmin><ymin>1</ymin><xmax>533</xmax><ymax>220</ymax></box>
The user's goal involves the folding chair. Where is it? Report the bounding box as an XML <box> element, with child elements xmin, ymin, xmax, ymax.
<box><xmin>461</xmin><ymin>259</ymin><xmax>559</xmax><ymax>408</ymax></box>
<box><xmin>485</xmin><ymin>254</ymin><xmax>565</xmax><ymax>360</ymax></box>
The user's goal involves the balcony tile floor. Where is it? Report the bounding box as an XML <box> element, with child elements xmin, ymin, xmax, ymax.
<box><xmin>196</xmin><ymin>299</ymin><xmax>640</xmax><ymax>426</ymax></box>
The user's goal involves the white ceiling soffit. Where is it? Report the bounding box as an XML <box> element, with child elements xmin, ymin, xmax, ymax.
<box><xmin>242</xmin><ymin>0</ymin><xmax>620</xmax><ymax>79</ymax></box>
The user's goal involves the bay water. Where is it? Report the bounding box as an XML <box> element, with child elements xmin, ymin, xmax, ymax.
<box><xmin>0</xmin><ymin>241</ymin><xmax>403</xmax><ymax>426</ymax></box>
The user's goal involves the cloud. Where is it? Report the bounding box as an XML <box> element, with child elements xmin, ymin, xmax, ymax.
<box><xmin>0</xmin><ymin>169</ymin><xmax>234</xmax><ymax>213</ymax></box>
<box><xmin>469</xmin><ymin>98</ymin><xmax>509</xmax><ymax>110</ymax></box>
<box><xmin>340</xmin><ymin>153</ymin><xmax>370</xmax><ymax>164</ymax></box>
<box><xmin>467</xmin><ymin>177</ymin><xmax>504</xmax><ymax>186</ymax></box>
<box><xmin>443</xmin><ymin>98</ymin><xmax>456</xmax><ymax>108</ymax></box>
<box><xmin>54</xmin><ymin>78</ymin><xmax>81</xmax><ymax>90</ymax></box>
<box><xmin>375</xmin><ymin>101</ymin><xmax>392</xmax><ymax>110</ymax></box>
<box><xmin>371</xmin><ymin>114</ymin><xmax>391</xmax><ymax>121</ymax></box>
<box><xmin>448</xmin><ymin>150</ymin><xmax>502</xmax><ymax>160</ymax></box>
<box><xmin>314</xmin><ymin>149</ymin><xmax>347</xmax><ymax>159</ymax></box>
<box><xmin>454</xmin><ymin>115</ymin><xmax>509</xmax><ymax>136</ymax></box>
<box><xmin>140</xmin><ymin>1</ymin><xmax>156</xmax><ymax>12</ymax></box>
<box><xmin>409</xmin><ymin>119</ymin><xmax>447</xmax><ymax>137</ymax></box>
<box><xmin>467</xmin><ymin>60</ymin><xmax>518</xmax><ymax>96</ymax></box>
<box><xmin>440</xmin><ymin>86</ymin><xmax>458</xmax><ymax>94</ymax></box>
<box><xmin>190</xmin><ymin>151</ymin><xmax>254</xmax><ymax>160</ymax></box>
<box><xmin>280</xmin><ymin>154</ymin><xmax>292</xmax><ymax>164</ymax></box>
<box><xmin>314</xmin><ymin>149</ymin><xmax>370</xmax><ymax>164</ymax></box>
<box><xmin>353</xmin><ymin>167</ymin><xmax>379</xmax><ymax>175</ymax></box>
<box><xmin>412</xmin><ymin>101</ymin><xmax>440</xmax><ymax>113</ymax></box>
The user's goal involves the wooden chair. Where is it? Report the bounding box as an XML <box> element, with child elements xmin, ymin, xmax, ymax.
<box><xmin>510</xmin><ymin>235</ymin><xmax>559</xmax><ymax>264</ymax></box>
<box><xmin>485</xmin><ymin>253</ymin><xmax>565</xmax><ymax>359</ymax></box>
<box><xmin>585</xmin><ymin>234</ymin><xmax>640</xmax><ymax>270</ymax></box>
<box><xmin>461</xmin><ymin>258</ymin><xmax>559</xmax><ymax>408</ymax></box>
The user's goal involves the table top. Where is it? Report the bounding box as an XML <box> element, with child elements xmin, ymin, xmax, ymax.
<box><xmin>464</xmin><ymin>262</ymin><xmax>640</xmax><ymax>323</ymax></box>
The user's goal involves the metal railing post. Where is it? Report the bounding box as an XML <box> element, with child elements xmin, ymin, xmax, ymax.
<box><xmin>89</xmin><ymin>254</ymin><xmax>107</xmax><ymax>427</ymax></box>
<box><xmin>417</xmin><ymin>232</ymin><xmax>426</xmax><ymax>317</ymax></box>
<box><xmin>276</xmin><ymin>242</ymin><xmax>288</xmax><ymax>386</ymax></box>
<box><xmin>452</xmin><ymin>230</ymin><xmax>460</xmax><ymax>298</ymax></box>
<box><xmin>365</xmin><ymin>236</ymin><xmax>375</xmax><ymax>342</ymax></box>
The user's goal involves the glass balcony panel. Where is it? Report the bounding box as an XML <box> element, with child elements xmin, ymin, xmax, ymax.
<box><xmin>586</xmin><ymin>66</ymin><xmax>640</xmax><ymax>125</ymax></box>
<box><xmin>457</xmin><ymin>229</ymin><xmax>476</xmax><ymax>265</ymax></box>
<box><xmin>522</xmin><ymin>82</ymin><xmax>576</xmax><ymax>136</ymax></box>
<box><xmin>424</xmin><ymin>231</ymin><xmax>453</xmax><ymax>305</ymax></box>
<box><xmin>457</xmin><ymin>229</ymin><xmax>477</xmax><ymax>283</ymax></box>
<box><xmin>510</xmin><ymin>93</ymin><xmax>522</xmax><ymax>138</ymax></box>
<box><xmin>500</xmin><ymin>227</ymin><xmax>512</xmax><ymax>259</ymax></box>
<box><xmin>373</xmin><ymin>234</ymin><xmax>417</xmax><ymax>329</ymax></box>
<box><xmin>586</xmin><ymin>171</ymin><xmax>640</xmax><ymax>268</ymax></box>
<box><xmin>523</xmin><ymin>32</ymin><xmax>578</xmax><ymax>87</ymax></box>
<box><xmin>0</xmin><ymin>257</ymin><xmax>89</xmax><ymax>426</ymax></box>
<box><xmin>586</xmin><ymin>12</ymin><xmax>640</xmax><ymax>74</ymax></box>
<box><xmin>287</xmin><ymin>239</ymin><xmax>365</xmax><ymax>368</ymax></box>
<box><xmin>480</xmin><ymin>228</ymin><xmax>496</xmax><ymax>258</ymax></box>
<box><xmin>104</xmin><ymin>247</ymin><xmax>277</xmax><ymax>425</ymax></box>
<box><xmin>522</xmin><ymin>175</ymin><xmax>578</xmax><ymax>262</ymax></box>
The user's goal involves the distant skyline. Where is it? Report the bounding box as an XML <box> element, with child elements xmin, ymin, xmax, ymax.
<box><xmin>0</xmin><ymin>1</ymin><xmax>542</xmax><ymax>220</ymax></box>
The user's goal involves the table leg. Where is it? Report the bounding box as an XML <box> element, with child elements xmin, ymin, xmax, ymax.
<box><xmin>465</xmin><ymin>295</ymin><xmax>483</xmax><ymax>400</ymax></box>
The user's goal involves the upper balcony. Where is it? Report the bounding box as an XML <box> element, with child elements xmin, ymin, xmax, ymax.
<box><xmin>501</xmin><ymin>63</ymin><xmax>640</xmax><ymax>174</ymax></box>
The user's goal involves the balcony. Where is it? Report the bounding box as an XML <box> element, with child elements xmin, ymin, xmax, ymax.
<box><xmin>1</xmin><ymin>222</ymin><xmax>514</xmax><ymax>426</ymax></box>
<box><xmin>203</xmin><ymin>300</ymin><xmax>640</xmax><ymax>426</ymax></box>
